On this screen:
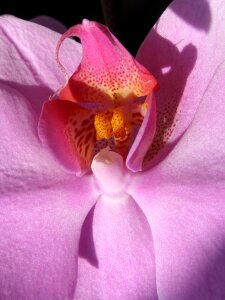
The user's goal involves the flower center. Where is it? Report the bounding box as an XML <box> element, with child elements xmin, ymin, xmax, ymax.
<box><xmin>94</xmin><ymin>111</ymin><xmax>113</xmax><ymax>140</ymax></box>
<box><xmin>93</xmin><ymin>108</ymin><xmax>132</xmax><ymax>158</ymax></box>
<box><xmin>94</xmin><ymin>108</ymin><xmax>128</xmax><ymax>141</ymax></box>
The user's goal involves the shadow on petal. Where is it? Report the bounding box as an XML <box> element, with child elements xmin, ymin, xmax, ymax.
<box><xmin>0</xmin><ymin>79</ymin><xmax>53</xmax><ymax>116</ymax></box>
<box><xmin>76</xmin><ymin>194</ymin><xmax>158</xmax><ymax>299</ymax></box>
<box><xmin>139</xmin><ymin>30</ymin><xmax>197</xmax><ymax>169</ymax></box>
<box><xmin>170</xmin><ymin>0</ymin><xmax>211</xmax><ymax>32</ymax></box>
<box><xmin>79</xmin><ymin>203</ymin><xmax>99</xmax><ymax>268</ymax></box>
<box><xmin>166</xmin><ymin>234</ymin><xmax>225</xmax><ymax>299</ymax></box>
<box><xmin>191</xmin><ymin>245</ymin><xmax>225</xmax><ymax>299</ymax></box>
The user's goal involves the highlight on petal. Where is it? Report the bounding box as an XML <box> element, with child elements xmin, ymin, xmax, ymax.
<box><xmin>38</xmin><ymin>100</ymin><xmax>96</xmax><ymax>176</ymax></box>
<box><xmin>56</xmin><ymin>19</ymin><xmax>158</xmax><ymax>107</ymax></box>
<box><xmin>137</xmin><ymin>0</ymin><xmax>225</xmax><ymax>168</ymax></box>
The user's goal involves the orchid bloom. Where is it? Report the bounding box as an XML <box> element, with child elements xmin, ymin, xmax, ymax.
<box><xmin>0</xmin><ymin>0</ymin><xmax>225</xmax><ymax>299</ymax></box>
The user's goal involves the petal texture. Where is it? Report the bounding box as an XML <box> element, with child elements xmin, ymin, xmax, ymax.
<box><xmin>137</xmin><ymin>0</ymin><xmax>225</xmax><ymax>166</ymax></box>
<box><xmin>131</xmin><ymin>181</ymin><xmax>225</xmax><ymax>300</ymax></box>
<box><xmin>129</xmin><ymin>61</ymin><xmax>225</xmax><ymax>299</ymax></box>
<box><xmin>150</xmin><ymin>51</ymin><xmax>225</xmax><ymax>184</ymax></box>
<box><xmin>0</xmin><ymin>82</ymin><xmax>97</xmax><ymax>299</ymax></box>
<box><xmin>0</xmin><ymin>83</ymin><xmax>73</xmax><ymax>192</ymax></box>
<box><xmin>0</xmin><ymin>181</ymin><xmax>96</xmax><ymax>300</ymax></box>
<box><xmin>0</xmin><ymin>15</ymin><xmax>81</xmax><ymax>114</ymax></box>
<box><xmin>76</xmin><ymin>194</ymin><xmax>157</xmax><ymax>299</ymax></box>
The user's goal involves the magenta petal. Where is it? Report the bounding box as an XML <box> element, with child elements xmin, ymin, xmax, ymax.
<box><xmin>0</xmin><ymin>15</ymin><xmax>81</xmax><ymax>114</ymax></box>
<box><xmin>75</xmin><ymin>195</ymin><xmax>157</xmax><ymax>299</ymax></box>
<box><xmin>137</xmin><ymin>0</ymin><xmax>225</xmax><ymax>165</ymax></box>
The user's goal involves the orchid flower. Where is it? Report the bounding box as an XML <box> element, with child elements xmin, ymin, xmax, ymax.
<box><xmin>0</xmin><ymin>0</ymin><xmax>225</xmax><ymax>299</ymax></box>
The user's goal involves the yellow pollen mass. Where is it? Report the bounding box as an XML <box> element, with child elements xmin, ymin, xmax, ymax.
<box><xmin>94</xmin><ymin>112</ymin><xmax>113</xmax><ymax>140</ymax></box>
<box><xmin>94</xmin><ymin>109</ymin><xmax>128</xmax><ymax>141</ymax></box>
<box><xmin>111</xmin><ymin>109</ymin><xmax>126</xmax><ymax>139</ymax></box>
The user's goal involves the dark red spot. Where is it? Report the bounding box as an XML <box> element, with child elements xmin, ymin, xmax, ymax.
<box><xmin>82</xmin><ymin>119</ymin><xmax>89</xmax><ymax>126</ymax></box>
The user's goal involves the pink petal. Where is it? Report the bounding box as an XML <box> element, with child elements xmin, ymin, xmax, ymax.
<box><xmin>57</xmin><ymin>20</ymin><xmax>158</xmax><ymax>107</ymax></box>
<box><xmin>126</xmin><ymin>94</ymin><xmax>156</xmax><ymax>171</ymax></box>
<box><xmin>75</xmin><ymin>195</ymin><xmax>157</xmax><ymax>299</ymax></box>
<box><xmin>39</xmin><ymin>100</ymin><xmax>96</xmax><ymax>176</ymax></box>
<box><xmin>152</xmin><ymin>48</ymin><xmax>225</xmax><ymax>184</ymax></box>
<box><xmin>0</xmin><ymin>83</ymin><xmax>67</xmax><ymax>191</ymax></box>
<box><xmin>31</xmin><ymin>15</ymin><xmax>67</xmax><ymax>33</ymax></box>
<box><xmin>0</xmin><ymin>84</ymin><xmax>97</xmax><ymax>299</ymax></box>
<box><xmin>0</xmin><ymin>181</ymin><xmax>96</xmax><ymax>300</ymax></box>
<box><xmin>129</xmin><ymin>61</ymin><xmax>225</xmax><ymax>298</ymax></box>
<box><xmin>0</xmin><ymin>15</ymin><xmax>81</xmax><ymax>114</ymax></box>
<box><xmin>137</xmin><ymin>0</ymin><xmax>225</xmax><ymax>167</ymax></box>
<box><xmin>130</xmin><ymin>181</ymin><xmax>225</xmax><ymax>299</ymax></box>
